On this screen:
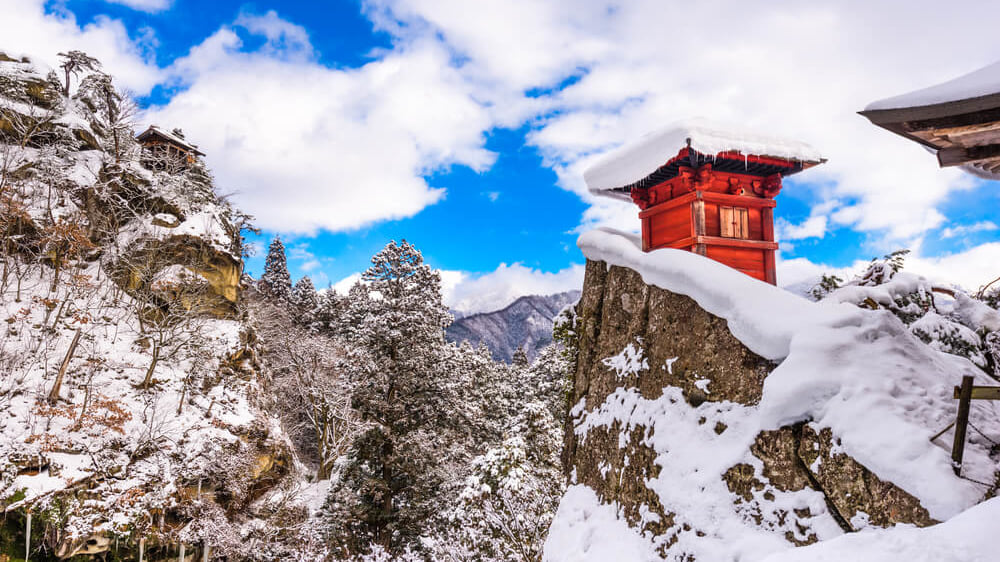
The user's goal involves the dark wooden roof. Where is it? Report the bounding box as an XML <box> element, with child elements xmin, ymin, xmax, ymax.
<box><xmin>136</xmin><ymin>125</ymin><xmax>206</xmax><ymax>157</ymax></box>
<box><xmin>859</xmin><ymin>93</ymin><xmax>1000</xmax><ymax>176</ymax></box>
<box><xmin>608</xmin><ymin>147</ymin><xmax>819</xmax><ymax>195</ymax></box>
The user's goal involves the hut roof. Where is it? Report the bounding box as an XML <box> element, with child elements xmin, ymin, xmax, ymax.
<box><xmin>860</xmin><ymin>60</ymin><xmax>1000</xmax><ymax>179</ymax></box>
<box><xmin>136</xmin><ymin>125</ymin><xmax>206</xmax><ymax>157</ymax></box>
<box><xmin>584</xmin><ymin>118</ymin><xmax>825</xmax><ymax>200</ymax></box>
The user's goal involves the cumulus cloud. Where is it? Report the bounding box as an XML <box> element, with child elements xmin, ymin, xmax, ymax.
<box><xmin>142</xmin><ymin>14</ymin><xmax>495</xmax><ymax>234</ymax></box>
<box><xmin>0</xmin><ymin>0</ymin><xmax>161</xmax><ymax>93</ymax></box>
<box><xmin>369</xmin><ymin>0</ymin><xmax>1000</xmax><ymax>244</ymax></box>
<box><xmin>102</xmin><ymin>0</ymin><xmax>173</xmax><ymax>13</ymax></box>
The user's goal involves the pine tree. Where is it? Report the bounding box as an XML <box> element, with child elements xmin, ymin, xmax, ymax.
<box><xmin>261</xmin><ymin>237</ymin><xmax>292</xmax><ymax>301</ymax></box>
<box><xmin>326</xmin><ymin>240</ymin><xmax>457</xmax><ymax>554</ymax></box>
<box><xmin>292</xmin><ymin>275</ymin><xmax>319</xmax><ymax>309</ymax></box>
<box><xmin>512</xmin><ymin>344</ymin><xmax>529</xmax><ymax>366</ymax></box>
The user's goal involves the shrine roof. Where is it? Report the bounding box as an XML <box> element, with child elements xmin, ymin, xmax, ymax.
<box><xmin>584</xmin><ymin>118</ymin><xmax>825</xmax><ymax>200</ymax></box>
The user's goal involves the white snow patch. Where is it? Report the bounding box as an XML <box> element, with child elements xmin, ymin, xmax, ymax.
<box><xmin>866</xmin><ymin>59</ymin><xmax>1000</xmax><ymax>110</ymax></box>
<box><xmin>543</xmin><ymin>485</ymin><xmax>660</xmax><ymax>562</ymax></box>
<box><xmin>760</xmin><ymin>497</ymin><xmax>1000</xmax><ymax>562</ymax></box>
<box><xmin>603</xmin><ymin>342</ymin><xmax>649</xmax><ymax>380</ymax></box>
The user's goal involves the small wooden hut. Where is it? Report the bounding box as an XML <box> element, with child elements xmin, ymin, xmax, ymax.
<box><xmin>584</xmin><ymin>119</ymin><xmax>825</xmax><ymax>284</ymax></box>
<box><xmin>137</xmin><ymin>125</ymin><xmax>205</xmax><ymax>170</ymax></box>
<box><xmin>860</xmin><ymin>60</ymin><xmax>1000</xmax><ymax>178</ymax></box>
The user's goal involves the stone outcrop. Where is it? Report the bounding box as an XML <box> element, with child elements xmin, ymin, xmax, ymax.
<box><xmin>563</xmin><ymin>259</ymin><xmax>935</xmax><ymax>555</ymax></box>
<box><xmin>113</xmin><ymin>234</ymin><xmax>242</xmax><ymax>318</ymax></box>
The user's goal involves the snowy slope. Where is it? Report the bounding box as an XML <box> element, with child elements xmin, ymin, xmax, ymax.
<box><xmin>544</xmin><ymin>228</ymin><xmax>999</xmax><ymax>561</ymax></box>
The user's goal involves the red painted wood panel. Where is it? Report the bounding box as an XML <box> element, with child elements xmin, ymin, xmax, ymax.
<box><xmin>705</xmin><ymin>202</ymin><xmax>720</xmax><ymax>236</ymax></box>
<box><xmin>648</xmin><ymin>205</ymin><xmax>692</xmax><ymax>245</ymax></box>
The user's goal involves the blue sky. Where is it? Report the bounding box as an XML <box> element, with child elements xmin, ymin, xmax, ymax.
<box><xmin>6</xmin><ymin>0</ymin><xmax>1000</xmax><ymax>311</ymax></box>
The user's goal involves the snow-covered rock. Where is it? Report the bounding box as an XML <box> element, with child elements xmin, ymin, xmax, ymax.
<box><xmin>544</xmin><ymin>228</ymin><xmax>999</xmax><ymax>561</ymax></box>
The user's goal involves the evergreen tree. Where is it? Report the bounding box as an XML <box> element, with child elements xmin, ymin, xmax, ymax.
<box><xmin>261</xmin><ymin>236</ymin><xmax>292</xmax><ymax>301</ymax></box>
<box><xmin>312</xmin><ymin>288</ymin><xmax>343</xmax><ymax>333</ymax></box>
<box><xmin>512</xmin><ymin>344</ymin><xmax>530</xmax><ymax>366</ymax></box>
<box><xmin>326</xmin><ymin>240</ymin><xmax>457</xmax><ymax>554</ymax></box>
<box><xmin>292</xmin><ymin>275</ymin><xmax>319</xmax><ymax>315</ymax></box>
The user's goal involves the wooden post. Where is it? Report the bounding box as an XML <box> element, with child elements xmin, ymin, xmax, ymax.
<box><xmin>692</xmin><ymin>194</ymin><xmax>707</xmax><ymax>255</ymax></box>
<box><xmin>951</xmin><ymin>375</ymin><xmax>974</xmax><ymax>475</ymax></box>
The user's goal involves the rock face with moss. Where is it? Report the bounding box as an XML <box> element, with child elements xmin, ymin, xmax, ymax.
<box><xmin>561</xmin><ymin>259</ymin><xmax>935</xmax><ymax>556</ymax></box>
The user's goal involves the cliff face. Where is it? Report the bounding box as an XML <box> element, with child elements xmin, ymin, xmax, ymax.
<box><xmin>561</xmin><ymin>258</ymin><xmax>935</xmax><ymax>557</ymax></box>
<box><xmin>0</xmin><ymin>52</ymin><xmax>288</xmax><ymax>561</ymax></box>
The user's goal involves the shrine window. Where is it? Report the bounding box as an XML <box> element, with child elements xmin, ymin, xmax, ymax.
<box><xmin>720</xmin><ymin>206</ymin><xmax>749</xmax><ymax>239</ymax></box>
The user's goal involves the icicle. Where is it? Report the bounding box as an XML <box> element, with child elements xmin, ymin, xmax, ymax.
<box><xmin>25</xmin><ymin>509</ymin><xmax>31</xmax><ymax>562</ymax></box>
<box><xmin>179</xmin><ymin>542</ymin><xmax>185</xmax><ymax>562</ymax></box>
<box><xmin>139</xmin><ymin>537</ymin><xmax>145</xmax><ymax>562</ymax></box>
<box><xmin>197</xmin><ymin>479</ymin><xmax>202</xmax><ymax>497</ymax></box>
<box><xmin>203</xmin><ymin>543</ymin><xmax>210</xmax><ymax>562</ymax></box>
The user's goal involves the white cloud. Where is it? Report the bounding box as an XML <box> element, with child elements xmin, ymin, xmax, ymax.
<box><xmin>940</xmin><ymin>221</ymin><xmax>998</xmax><ymax>239</ymax></box>
<box><xmin>444</xmin><ymin>262</ymin><xmax>584</xmax><ymax>314</ymax></box>
<box><xmin>102</xmin><ymin>0</ymin><xmax>173</xmax><ymax>13</ymax></box>
<box><xmin>370</xmin><ymin>0</ymin><xmax>1000</xmax><ymax>244</ymax></box>
<box><xmin>332</xmin><ymin>272</ymin><xmax>362</xmax><ymax>295</ymax></box>
<box><xmin>777</xmin><ymin>215</ymin><xmax>829</xmax><ymax>241</ymax></box>
<box><xmin>0</xmin><ymin>0</ymin><xmax>161</xmax><ymax>94</ymax></box>
<box><xmin>143</xmin><ymin>15</ymin><xmax>496</xmax><ymax>233</ymax></box>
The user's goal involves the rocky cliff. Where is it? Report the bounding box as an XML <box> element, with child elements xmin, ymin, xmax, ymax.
<box><xmin>0</xmin><ymin>52</ymin><xmax>293</xmax><ymax>561</ymax></box>
<box><xmin>547</xmin><ymin>229</ymin><xmax>999</xmax><ymax>561</ymax></box>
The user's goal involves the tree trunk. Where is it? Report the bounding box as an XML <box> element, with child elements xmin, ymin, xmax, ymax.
<box><xmin>176</xmin><ymin>376</ymin><xmax>187</xmax><ymax>415</ymax></box>
<box><xmin>48</xmin><ymin>328</ymin><xmax>81</xmax><ymax>403</ymax></box>
<box><xmin>142</xmin><ymin>342</ymin><xmax>160</xmax><ymax>389</ymax></box>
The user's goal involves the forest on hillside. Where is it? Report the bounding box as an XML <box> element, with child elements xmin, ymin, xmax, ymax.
<box><xmin>0</xmin><ymin>50</ymin><xmax>571</xmax><ymax>561</ymax></box>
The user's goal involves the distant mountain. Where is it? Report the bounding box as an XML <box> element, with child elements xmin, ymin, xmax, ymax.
<box><xmin>446</xmin><ymin>291</ymin><xmax>581</xmax><ymax>363</ymax></box>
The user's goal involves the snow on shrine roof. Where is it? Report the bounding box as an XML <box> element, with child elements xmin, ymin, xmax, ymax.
<box><xmin>865</xmin><ymin>59</ymin><xmax>1000</xmax><ymax>112</ymax></box>
<box><xmin>137</xmin><ymin>125</ymin><xmax>205</xmax><ymax>156</ymax></box>
<box><xmin>583</xmin><ymin>118</ymin><xmax>825</xmax><ymax>196</ymax></box>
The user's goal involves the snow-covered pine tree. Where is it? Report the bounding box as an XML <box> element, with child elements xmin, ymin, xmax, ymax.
<box><xmin>291</xmin><ymin>275</ymin><xmax>320</xmax><ymax>325</ymax></box>
<box><xmin>326</xmin><ymin>240</ymin><xmax>456</xmax><ymax>555</ymax></box>
<box><xmin>261</xmin><ymin>236</ymin><xmax>292</xmax><ymax>301</ymax></box>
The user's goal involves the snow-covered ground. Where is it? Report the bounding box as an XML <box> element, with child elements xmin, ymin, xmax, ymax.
<box><xmin>544</xmin><ymin>228</ymin><xmax>1000</xmax><ymax>561</ymax></box>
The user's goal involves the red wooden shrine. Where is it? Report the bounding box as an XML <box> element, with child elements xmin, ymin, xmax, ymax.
<box><xmin>623</xmin><ymin>147</ymin><xmax>821</xmax><ymax>284</ymax></box>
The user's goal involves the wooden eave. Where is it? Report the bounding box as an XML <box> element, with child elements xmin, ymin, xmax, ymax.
<box><xmin>606</xmin><ymin>147</ymin><xmax>826</xmax><ymax>196</ymax></box>
<box><xmin>859</xmin><ymin>92</ymin><xmax>1000</xmax><ymax>173</ymax></box>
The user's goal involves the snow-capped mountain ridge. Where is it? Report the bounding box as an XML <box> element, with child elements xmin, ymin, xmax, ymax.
<box><xmin>446</xmin><ymin>290</ymin><xmax>580</xmax><ymax>362</ymax></box>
